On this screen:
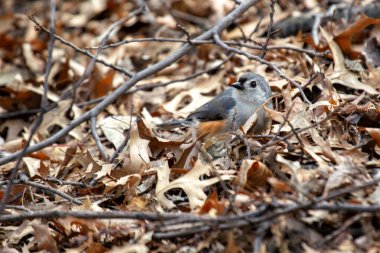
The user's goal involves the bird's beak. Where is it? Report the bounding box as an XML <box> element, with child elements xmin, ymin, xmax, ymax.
<box><xmin>232</xmin><ymin>82</ymin><xmax>244</xmax><ymax>90</ymax></box>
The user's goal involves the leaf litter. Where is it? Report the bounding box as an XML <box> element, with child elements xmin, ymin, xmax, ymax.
<box><xmin>0</xmin><ymin>0</ymin><xmax>380</xmax><ymax>252</ymax></box>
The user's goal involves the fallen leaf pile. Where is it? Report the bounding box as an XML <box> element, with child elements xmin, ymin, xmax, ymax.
<box><xmin>0</xmin><ymin>0</ymin><xmax>380</xmax><ymax>252</ymax></box>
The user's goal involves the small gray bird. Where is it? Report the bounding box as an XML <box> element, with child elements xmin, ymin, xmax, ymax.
<box><xmin>158</xmin><ymin>72</ymin><xmax>273</xmax><ymax>137</ymax></box>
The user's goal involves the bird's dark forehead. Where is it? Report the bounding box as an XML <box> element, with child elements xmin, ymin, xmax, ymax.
<box><xmin>238</xmin><ymin>73</ymin><xmax>262</xmax><ymax>82</ymax></box>
<box><xmin>238</xmin><ymin>76</ymin><xmax>248</xmax><ymax>83</ymax></box>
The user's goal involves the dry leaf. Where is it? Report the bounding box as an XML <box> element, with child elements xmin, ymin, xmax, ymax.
<box><xmin>37</xmin><ymin>100</ymin><xmax>83</xmax><ymax>139</ymax></box>
<box><xmin>128</xmin><ymin>123</ymin><xmax>151</xmax><ymax>174</ymax></box>
<box><xmin>334</xmin><ymin>14</ymin><xmax>380</xmax><ymax>59</ymax></box>
<box><xmin>234</xmin><ymin>159</ymin><xmax>273</xmax><ymax>190</ymax></box>
<box><xmin>99</xmin><ymin>115</ymin><xmax>136</xmax><ymax>150</ymax></box>
<box><xmin>156</xmin><ymin>153</ymin><xmax>234</xmax><ymax>209</ymax></box>
<box><xmin>321</xmin><ymin>27</ymin><xmax>378</xmax><ymax>95</ymax></box>
<box><xmin>32</xmin><ymin>223</ymin><xmax>59</xmax><ymax>253</ymax></box>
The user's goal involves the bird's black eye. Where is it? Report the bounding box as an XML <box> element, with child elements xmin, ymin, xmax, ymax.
<box><xmin>250</xmin><ymin>80</ymin><xmax>257</xmax><ymax>88</ymax></box>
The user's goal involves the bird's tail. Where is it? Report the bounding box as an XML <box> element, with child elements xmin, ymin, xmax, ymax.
<box><xmin>157</xmin><ymin>119</ymin><xmax>195</xmax><ymax>130</ymax></box>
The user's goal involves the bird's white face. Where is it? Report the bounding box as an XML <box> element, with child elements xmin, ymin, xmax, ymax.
<box><xmin>232</xmin><ymin>73</ymin><xmax>272</xmax><ymax>104</ymax></box>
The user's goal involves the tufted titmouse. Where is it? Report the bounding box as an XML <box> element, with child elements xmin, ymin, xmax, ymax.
<box><xmin>158</xmin><ymin>72</ymin><xmax>273</xmax><ymax>137</ymax></box>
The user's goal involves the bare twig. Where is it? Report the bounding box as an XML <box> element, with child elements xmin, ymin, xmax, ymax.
<box><xmin>0</xmin><ymin>108</ymin><xmax>41</xmax><ymax>120</ymax></box>
<box><xmin>91</xmin><ymin>116</ymin><xmax>107</xmax><ymax>161</ymax></box>
<box><xmin>23</xmin><ymin>176</ymin><xmax>82</xmax><ymax>205</ymax></box>
<box><xmin>0</xmin><ymin>209</ymin><xmax>197</xmax><ymax>223</ymax></box>
<box><xmin>283</xmin><ymin>117</ymin><xmax>305</xmax><ymax>161</ymax></box>
<box><xmin>316</xmin><ymin>213</ymin><xmax>368</xmax><ymax>248</ymax></box>
<box><xmin>109</xmin><ymin>110</ymin><xmax>136</xmax><ymax>164</ymax></box>
<box><xmin>63</xmin><ymin>7</ymin><xmax>144</xmax><ymax>102</ymax></box>
<box><xmin>176</xmin><ymin>24</ymin><xmax>193</xmax><ymax>44</ymax></box>
<box><xmin>29</xmin><ymin>16</ymin><xmax>134</xmax><ymax>77</ymax></box>
<box><xmin>171</xmin><ymin>9</ymin><xmax>209</xmax><ymax>28</ymax></box>
<box><xmin>91</xmin><ymin>37</ymin><xmax>327</xmax><ymax>57</ymax></box>
<box><xmin>260</xmin><ymin>0</ymin><xmax>275</xmax><ymax>58</ymax></box>
<box><xmin>45</xmin><ymin>177</ymin><xmax>86</xmax><ymax>187</ymax></box>
<box><xmin>318</xmin><ymin>176</ymin><xmax>380</xmax><ymax>203</ymax></box>
<box><xmin>312</xmin><ymin>14</ymin><xmax>322</xmax><ymax>45</ymax></box>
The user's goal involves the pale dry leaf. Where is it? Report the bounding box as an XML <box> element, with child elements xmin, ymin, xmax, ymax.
<box><xmin>301</xmin><ymin>210</ymin><xmax>330</xmax><ymax>224</ymax></box>
<box><xmin>242</xmin><ymin>110</ymin><xmax>259</xmax><ymax>134</ymax></box>
<box><xmin>104</xmin><ymin>174</ymin><xmax>141</xmax><ymax>194</ymax></box>
<box><xmin>271</xmin><ymin>97</ymin><xmax>309</xmax><ymax>133</ymax></box>
<box><xmin>154</xmin><ymin>161</ymin><xmax>174</xmax><ymax>208</ymax></box>
<box><xmin>269</xmin><ymin>79</ymin><xmax>288</xmax><ymax>91</ymax></box>
<box><xmin>22</xmin><ymin>43</ymin><xmax>44</xmax><ymax>73</ymax></box>
<box><xmin>129</xmin><ymin>123</ymin><xmax>151</xmax><ymax>174</ymax></box>
<box><xmin>5</xmin><ymin>220</ymin><xmax>34</xmax><ymax>245</ymax></box>
<box><xmin>22</xmin><ymin>157</ymin><xmax>41</xmax><ymax>177</ymax></box>
<box><xmin>98</xmin><ymin>115</ymin><xmax>136</xmax><ymax>150</ymax></box>
<box><xmin>0</xmin><ymin>119</ymin><xmax>28</xmax><ymax>142</ymax></box>
<box><xmin>69</xmin><ymin>58</ymin><xmax>86</xmax><ymax>76</ymax></box>
<box><xmin>24</xmin><ymin>83</ymin><xmax>60</xmax><ymax>103</ymax></box>
<box><xmin>74</xmin><ymin>196</ymin><xmax>103</xmax><ymax>212</ymax></box>
<box><xmin>38</xmin><ymin>144</ymin><xmax>70</xmax><ymax>164</ymax></box>
<box><xmin>74</xmin><ymin>151</ymin><xmax>102</xmax><ymax>179</ymax></box>
<box><xmin>192</xmin><ymin>72</ymin><xmax>225</xmax><ymax>93</ymax></box>
<box><xmin>156</xmin><ymin>152</ymin><xmax>234</xmax><ymax>209</ymax></box>
<box><xmin>323</xmin><ymin>157</ymin><xmax>357</xmax><ymax>194</ymax></box>
<box><xmin>276</xmin><ymin>154</ymin><xmax>301</xmax><ymax>179</ymax></box>
<box><xmin>141</xmin><ymin>108</ymin><xmax>160</xmax><ymax>130</ymax></box>
<box><xmin>226</xmin><ymin>5</ymin><xmax>288</xmax><ymax>39</ymax></box>
<box><xmin>321</xmin><ymin>27</ymin><xmax>378</xmax><ymax>95</ymax></box>
<box><xmin>163</xmin><ymin>89</ymin><xmax>213</xmax><ymax>117</ymax></box>
<box><xmin>265</xmin><ymin>106</ymin><xmax>285</xmax><ymax>123</ymax></box>
<box><xmin>94</xmin><ymin>163</ymin><xmax>113</xmax><ymax>180</ymax></box>
<box><xmin>308</xmin><ymin>125</ymin><xmax>339</xmax><ymax>164</ymax></box>
<box><xmin>163</xmin><ymin>73</ymin><xmax>225</xmax><ymax>117</ymax></box>
<box><xmin>37</xmin><ymin>100</ymin><xmax>83</xmax><ymax>140</ymax></box>
<box><xmin>303</xmin><ymin>146</ymin><xmax>330</xmax><ymax>173</ymax></box>
<box><xmin>0</xmin><ymin>69</ymin><xmax>20</xmax><ymax>86</ymax></box>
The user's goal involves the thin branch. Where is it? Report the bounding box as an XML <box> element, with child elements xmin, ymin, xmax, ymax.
<box><xmin>312</xmin><ymin>14</ymin><xmax>322</xmax><ymax>45</ymax></box>
<box><xmin>109</xmin><ymin>111</ymin><xmax>136</xmax><ymax>164</ymax></box>
<box><xmin>170</xmin><ymin>9</ymin><xmax>209</xmax><ymax>28</ymax></box>
<box><xmin>90</xmin><ymin>37</ymin><xmax>327</xmax><ymax>57</ymax></box>
<box><xmin>316</xmin><ymin>213</ymin><xmax>368</xmax><ymax>248</ymax></box>
<box><xmin>91</xmin><ymin>116</ymin><xmax>107</xmax><ymax>161</ymax></box>
<box><xmin>318</xmin><ymin>176</ymin><xmax>380</xmax><ymax>203</ymax></box>
<box><xmin>0</xmin><ymin>209</ymin><xmax>198</xmax><ymax>223</ymax></box>
<box><xmin>176</xmin><ymin>24</ymin><xmax>193</xmax><ymax>44</ymax></box>
<box><xmin>45</xmin><ymin>177</ymin><xmax>87</xmax><ymax>187</ymax></box>
<box><xmin>62</xmin><ymin>7</ymin><xmax>144</xmax><ymax>102</ymax></box>
<box><xmin>20</xmin><ymin>175</ymin><xmax>82</xmax><ymax>205</ymax></box>
<box><xmin>29</xmin><ymin>16</ymin><xmax>134</xmax><ymax>77</ymax></box>
<box><xmin>260</xmin><ymin>0</ymin><xmax>275</xmax><ymax>58</ymax></box>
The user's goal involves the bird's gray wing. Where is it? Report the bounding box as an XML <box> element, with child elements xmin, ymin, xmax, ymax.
<box><xmin>186</xmin><ymin>91</ymin><xmax>236</xmax><ymax>122</ymax></box>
